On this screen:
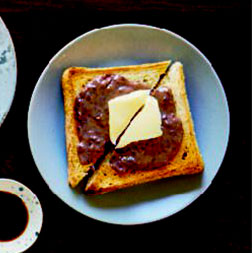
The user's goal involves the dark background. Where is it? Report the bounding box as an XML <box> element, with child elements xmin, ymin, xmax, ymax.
<box><xmin>0</xmin><ymin>0</ymin><xmax>251</xmax><ymax>252</ymax></box>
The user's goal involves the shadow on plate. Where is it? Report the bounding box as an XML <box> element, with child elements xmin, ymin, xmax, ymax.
<box><xmin>83</xmin><ymin>173</ymin><xmax>203</xmax><ymax>208</ymax></box>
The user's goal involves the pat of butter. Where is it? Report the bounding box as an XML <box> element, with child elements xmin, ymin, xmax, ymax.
<box><xmin>116</xmin><ymin>95</ymin><xmax>162</xmax><ymax>149</ymax></box>
<box><xmin>108</xmin><ymin>90</ymin><xmax>150</xmax><ymax>145</ymax></box>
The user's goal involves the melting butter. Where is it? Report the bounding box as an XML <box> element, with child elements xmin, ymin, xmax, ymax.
<box><xmin>108</xmin><ymin>90</ymin><xmax>150</xmax><ymax>145</ymax></box>
<box><xmin>115</xmin><ymin>95</ymin><xmax>162</xmax><ymax>149</ymax></box>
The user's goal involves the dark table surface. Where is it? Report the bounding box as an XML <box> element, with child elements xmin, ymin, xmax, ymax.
<box><xmin>0</xmin><ymin>1</ymin><xmax>251</xmax><ymax>252</ymax></box>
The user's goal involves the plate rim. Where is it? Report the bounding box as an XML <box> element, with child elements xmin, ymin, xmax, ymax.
<box><xmin>0</xmin><ymin>17</ymin><xmax>17</xmax><ymax>127</ymax></box>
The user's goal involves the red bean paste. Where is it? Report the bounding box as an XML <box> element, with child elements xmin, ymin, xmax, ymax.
<box><xmin>110</xmin><ymin>86</ymin><xmax>184</xmax><ymax>173</ymax></box>
<box><xmin>74</xmin><ymin>74</ymin><xmax>184</xmax><ymax>173</ymax></box>
<box><xmin>74</xmin><ymin>74</ymin><xmax>149</xmax><ymax>165</ymax></box>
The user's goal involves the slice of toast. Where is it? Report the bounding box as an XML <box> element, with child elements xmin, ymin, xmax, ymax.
<box><xmin>85</xmin><ymin>62</ymin><xmax>204</xmax><ymax>194</ymax></box>
<box><xmin>62</xmin><ymin>61</ymin><xmax>171</xmax><ymax>187</ymax></box>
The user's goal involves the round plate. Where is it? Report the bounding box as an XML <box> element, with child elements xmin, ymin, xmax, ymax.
<box><xmin>0</xmin><ymin>18</ymin><xmax>17</xmax><ymax>127</ymax></box>
<box><xmin>0</xmin><ymin>179</ymin><xmax>43</xmax><ymax>253</ymax></box>
<box><xmin>28</xmin><ymin>24</ymin><xmax>230</xmax><ymax>225</ymax></box>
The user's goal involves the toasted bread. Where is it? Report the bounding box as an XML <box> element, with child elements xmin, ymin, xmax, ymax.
<box><xmin>85</xmin><ymin>62</ymin><xmax>204</xmax><ymax>194</ymax></box>
<box><xmin>62</xmin><ymin>61</ymin><xmax>171</xmax><ymax>187</ymax></box>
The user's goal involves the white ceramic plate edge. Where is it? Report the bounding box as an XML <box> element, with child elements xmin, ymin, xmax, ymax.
<box><xmin>0</xmin><ymin>17</ymin><xmax>17</xmax><ymax>127</ymax></box>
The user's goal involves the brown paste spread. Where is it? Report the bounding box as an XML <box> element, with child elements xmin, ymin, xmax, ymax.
<box><xmin>110</xmin><ymin>86</ymin><xmax>184</xmax><ymax>173</ymax></box>
<box><xmin>74</xmin><ymin>74</ymin><xmax>184</xmax><ymax>173</ymax></box>
<box><xmin>74</xmin><ymin>74</ymin><xmax>149</xmax><ymax>165</ymax></box>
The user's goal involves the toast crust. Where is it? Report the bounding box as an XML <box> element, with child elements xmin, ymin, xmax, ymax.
<box><xmin>62</xmin><ymin>61</ymin><xmax>171</xmax><ymax>187</ymax></box>
<box><xmin>85</xmin><ymin>62</ymin><xmax>204</xmax><ymax>194</ymax></box>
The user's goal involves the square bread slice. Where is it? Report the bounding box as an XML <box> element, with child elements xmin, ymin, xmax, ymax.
<box><xmin>85</xmin><ymin>62</ymin><xmax>204</xmax><ymax>194</ymax></box>
<box><xmin>62</xmin><ymin>61</ymin><xmax>171</xmax><ymax>187</ymax></box>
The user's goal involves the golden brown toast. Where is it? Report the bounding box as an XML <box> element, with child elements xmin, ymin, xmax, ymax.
<box><xmin>62</xmin><ymin>61</ymin><xmax>171</xmax><ymax>187</ymax></box>
<box><xmin>84</xmin><ymin>62</ymin><xmax>204</xmax><ymax>194</ymax></box>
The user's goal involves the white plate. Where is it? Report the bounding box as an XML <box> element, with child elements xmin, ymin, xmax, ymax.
<box><xmin>0</xmin><ymin>17</ymin><xmax>17</xmax><ymax>126</ymax></box>
<box><xmin>28</xmin><ymin>24</ymin><xmax>230</xmax><ymax>225</ymax></box>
